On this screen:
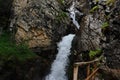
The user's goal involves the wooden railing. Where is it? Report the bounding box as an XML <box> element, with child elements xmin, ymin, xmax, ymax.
<box><xmin>73</xmin><ymin>57</ymin><xmax>102</xmax><ymax>80</ymax></box>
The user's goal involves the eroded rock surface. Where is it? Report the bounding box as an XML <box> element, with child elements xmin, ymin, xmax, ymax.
<box><xmin>11</xmin><ymin>0</ymin><xmax>74</xmax><ymax>48</ymax></box>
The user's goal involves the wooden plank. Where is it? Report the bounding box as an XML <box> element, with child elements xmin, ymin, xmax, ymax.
<box><xmin>85</xmin><ymin>68</ymin><xmax>99</xmax><ymax>80</ymax></box>
<box><xmin>74</xmin><ymin>56</ymin><xmax>103</xmax><ymax>66</ymax></box>
<box><xmin>74</xmin><ymin>58</ymin><xmax>100</xmax><ymax>66</ymax></box>
<box><xmin>92</xmin><ymin>63</ymin><xmax>97</xmax><ymax>80</ymax></box>
<box><xmin>87</xmin><ymin>64</ymin><xmax>90</xmax><ymax>77</ymax></box>
<box><xmin>73</xmin><ymin>65</ymin><xmax>79</xmax><ymax>80</ymax></box>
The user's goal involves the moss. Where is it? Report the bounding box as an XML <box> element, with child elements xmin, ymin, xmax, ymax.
<box><xmin>89</xmin><ymin>49</ymin><xmax>102</xmax><ymax>59</ymax></box>
<box><xmin>101</xmin><ymin>22</ymin><xmax>109</xmax><ymax>30</ymax></box>
<box><xmin>0</xmin><ymin>32</ymin><xmax>37</xmax><ymax>63</ymax></box>
<box><xmin>90</xmin><ymin>5</ymin><xmax>99</xmax><ymax>13</ymax></box>
<box><xmin>106</xmin><ymin>0</ymin><xmax>115</xmax><ymax>6</ymax></box>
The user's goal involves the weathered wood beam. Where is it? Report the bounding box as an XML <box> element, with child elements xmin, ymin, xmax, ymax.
<box><xmin>85</xmin><ymin>68</ymin><xmax>99</xmax><ymax>80</ymax></box>
<box><xmin>73</xmin><ymin>65</ymin><xmax>79</xmax><ymax>80</ymax></box>
<box><xmin>87</xmin><ymin>64</ymin><xmax>90</xmax><ymax>77</ymax></box>
<box><xmin>74</xmin><ymin>58</ymin><xmax>100</xmax><ymax>66</ymax></box>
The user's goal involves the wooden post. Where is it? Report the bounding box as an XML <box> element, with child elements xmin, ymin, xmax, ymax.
<box><xmin>85</xmin><ymin>68</ymin><xmax>99</xmax><ymax>80</ymax></box>
<box><xmin>87</xmin><ymin>64</ymin><xmax>90</xmax><ymax>77</ymax></box>
<box><xmin>73</xmin><ymin>65</ymin><xmax>78</xmax><ymax>80</ymax></box>
<box><xmin>92</xmin><ymin>63</ymin><xmax>97</xmax><ymax>80</ymax></box>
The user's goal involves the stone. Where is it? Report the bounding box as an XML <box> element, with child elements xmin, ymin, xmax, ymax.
<box><xmin>10</xmin><ymin>0</ymin><xmax>73</xmax><ymax>48</ymax></box>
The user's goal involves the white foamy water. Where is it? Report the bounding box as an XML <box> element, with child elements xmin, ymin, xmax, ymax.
<box><xmin>68</xmin><ymin>1</ymin><xmax>82</xmax><ymax>29</ymax></box>
<box><xmin>45</xmin><ymin>34</ymin><xmax>75</xmax><ymax>80</ymax></box>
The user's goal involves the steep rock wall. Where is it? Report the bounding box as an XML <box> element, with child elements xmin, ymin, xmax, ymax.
<box><xmin>10</xmin><ymin>0</ymin><xmax>74</xmax><ymax>48</ymax></box>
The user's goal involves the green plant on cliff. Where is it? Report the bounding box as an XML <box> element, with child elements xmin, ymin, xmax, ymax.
<box><xmin>56</xmin><ymin>11</ymin><xmax>67</xmax><ymax>22</ymax></box>
<box><xmin>57</xmin><ymin>0</ymin><xmax>65</xmax><ymax>5</ymax></box>
<box><xmin>101</xmin><ymin>22</ymin><xmax>109</xmax><ymax>30</ymax></box>
<box><xmin>95</xmin><ymin>0</ymin><xmax>99</xmax><ymax>3</ymax></box>
<box><xmin>106</xmin><ymin>0</ymin><xmax>115</xmax><ymax>6</ymax></box>
<box><xmin>90</xmin><ymin>5</ymin><xmax>99</xmax><ymax>13</ymax></box>
<box><xmin>0</xmin><ymin>32</ymin><xmax>37</xmax><ymax>63</ymax></box>
<box><xmin>89</xmin><ymin>49</ymin><xmax>102</xmax><ymax>59</ymax></box>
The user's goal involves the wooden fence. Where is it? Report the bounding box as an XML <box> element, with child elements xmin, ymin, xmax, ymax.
<box><xmin>73</xmin><ymin>57</ymin><xmax>102</xmax><ymax>80</ymax></box>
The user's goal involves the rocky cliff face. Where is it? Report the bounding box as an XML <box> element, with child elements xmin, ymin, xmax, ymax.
<box><xmin>103</xmin><ymin>0</ymin><xmax>120</xmax><ymax>69</ymax></box>
<box><xmin>71</xmin><ymin>0</ymin><xmax>120</xmax><ymax>79</ymax></box>
<box><xmin>10</xmin><ymin>0</ymin><xmax>75</xmax><ymax>48</ymax></box>
<box><xmin>102</xmin><ymin>0</ymin><xmax>120</xmax><ymax>79</ymax></box>
<box><xmin>72</xmin><ymin>0</ymin><xmax>104</xmax><ymax>61</ymax></box>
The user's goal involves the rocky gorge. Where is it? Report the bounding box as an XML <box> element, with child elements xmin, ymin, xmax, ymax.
<box><xmin>0</xmin><ymin>0</ymin><xmax>120</xmax><ymax>80</ymax></box>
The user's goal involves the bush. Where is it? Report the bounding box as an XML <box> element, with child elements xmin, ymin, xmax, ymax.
<box><xmin>89</xmin><ymin>49</ymin><xmax>102</xmax><ymax>59</ymax></box>
<box><xmin>0</xmin><ymin>32</ymin><xmax>37</xmax><ymax>62</ymax></box>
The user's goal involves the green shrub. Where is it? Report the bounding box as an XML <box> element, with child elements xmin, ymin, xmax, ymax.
<box><xmin>56</xmin><ymin>11</ymin><xmax>67</xmax><ymax>20</ymax></box>
<box><xmin>57</xmin><ymin>0</ymin><xmax>65</xmax><ymax>5</ymax></box>
<box><xmin>89</xmin><ymin>49</ymin><xmax>102</xmax><ymax>59</ymax></box>
<box><xmin>106</xmin><ymin>0</ymin><xmax>115</xmax><ymax>6</ymax></box>
<box><xmin>101</xmin><ymin>22</ymin><xmax>109</xmax><ymax>30</ymax></box>
<box><xmin>90</xmin><ymin>5</ymin><xmax>99</xmax><ymax>13</ymax></box>
<box><xmin>0</xmin><ymin>32</ymin><xmax>37</xmax><ymax>62</ymax></box>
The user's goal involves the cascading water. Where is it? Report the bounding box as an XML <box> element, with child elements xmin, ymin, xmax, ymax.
<box><xmin>45</xmin><ymin>34</ymin><xmax>75</xmax><ymax>80</ymax></box>
<box><xmin>68</xmin><ymin>1</ymin><xmax>83</xmax><ymax>29</ymax></box>
<box><xmin>45</xmin><ymin>1</ymin><xmax>81</xmax><ymax>80</ymax></box>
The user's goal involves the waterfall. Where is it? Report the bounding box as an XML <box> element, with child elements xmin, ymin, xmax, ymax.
<box><xmin>45</xmin><ymin>34</ymin><xmax>75</xmax><ymax>80</ymax></box>
<box><xmin>68</xmin><ymin>1</ymin><xmax>83</xmax><ymax>29</ymax></box>
<box><xmin>45</xmin><ymin>1</ymin><xmax>80</xmax><ymax>80</ymax></box>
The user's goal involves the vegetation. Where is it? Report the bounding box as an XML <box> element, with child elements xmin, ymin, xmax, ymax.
<box><xmin>56</xmin><ymin>11</ymin><xmax>67</xmax><ymax>22</ymax></box>
<box><xmin>101</xmin><ymin>22</ymin><xmax>109</xmax><ymax>30</ymax></box>
<box><xmin>57</xmin><ymin>0</ymin><xmax>65</xmax><ymax>5</ymax></box>
<box><xmin>90</xmin><ymin>5</ymin><xmax>99</xmax><ymax>13</ymax></box>
<box><xmin>106</xmin><ymin>0</ymin><xmax>115</xmax><ymax>6</ymax></box>
<box><xmin>95</xmin><ymin>0</ymin><xmax>99</xmax><ymax>3</ymax></box>
<box><xmin>89</xmin><ymin>49</ymin><xmax>102</xmax><ymax>59</ymax></box>
<box><xmin>0</xmin><ymin>32</ymin><xmax>37</xmax><ymax>63</ymax></box>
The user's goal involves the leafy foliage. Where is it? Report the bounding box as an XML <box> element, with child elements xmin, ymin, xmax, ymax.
<box><xmin>0</xmin><ymin>32</ymin><xmax>37</xmax><ymax>63</ymax></box>
<box><xmin>57</xmin><ymin>0</ymin><xmax>65</xmax><ymax>5</ymax></box>
<box><xmin>101</xmin><ymin>22</ymin><xmax>109</xmax><ymax>30</ymax></box>
<box><xmin>106</xmin><ymin>0</ymin><xmax>115</xmax><ymax>6</ymax></box>
<box><xmin>90</xmin><ymin>5</ymin><xmax>99</xmax><ymax>13</ymax></box>
<box><xmin>56</xmin><ymin>11</ymin><xmax>67</xmax><ymax>23</ymax></box>
<box><xmin>89</xmin><ymin>49</ymin><xmax>102</xmax><ymax>59</ymax></box>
